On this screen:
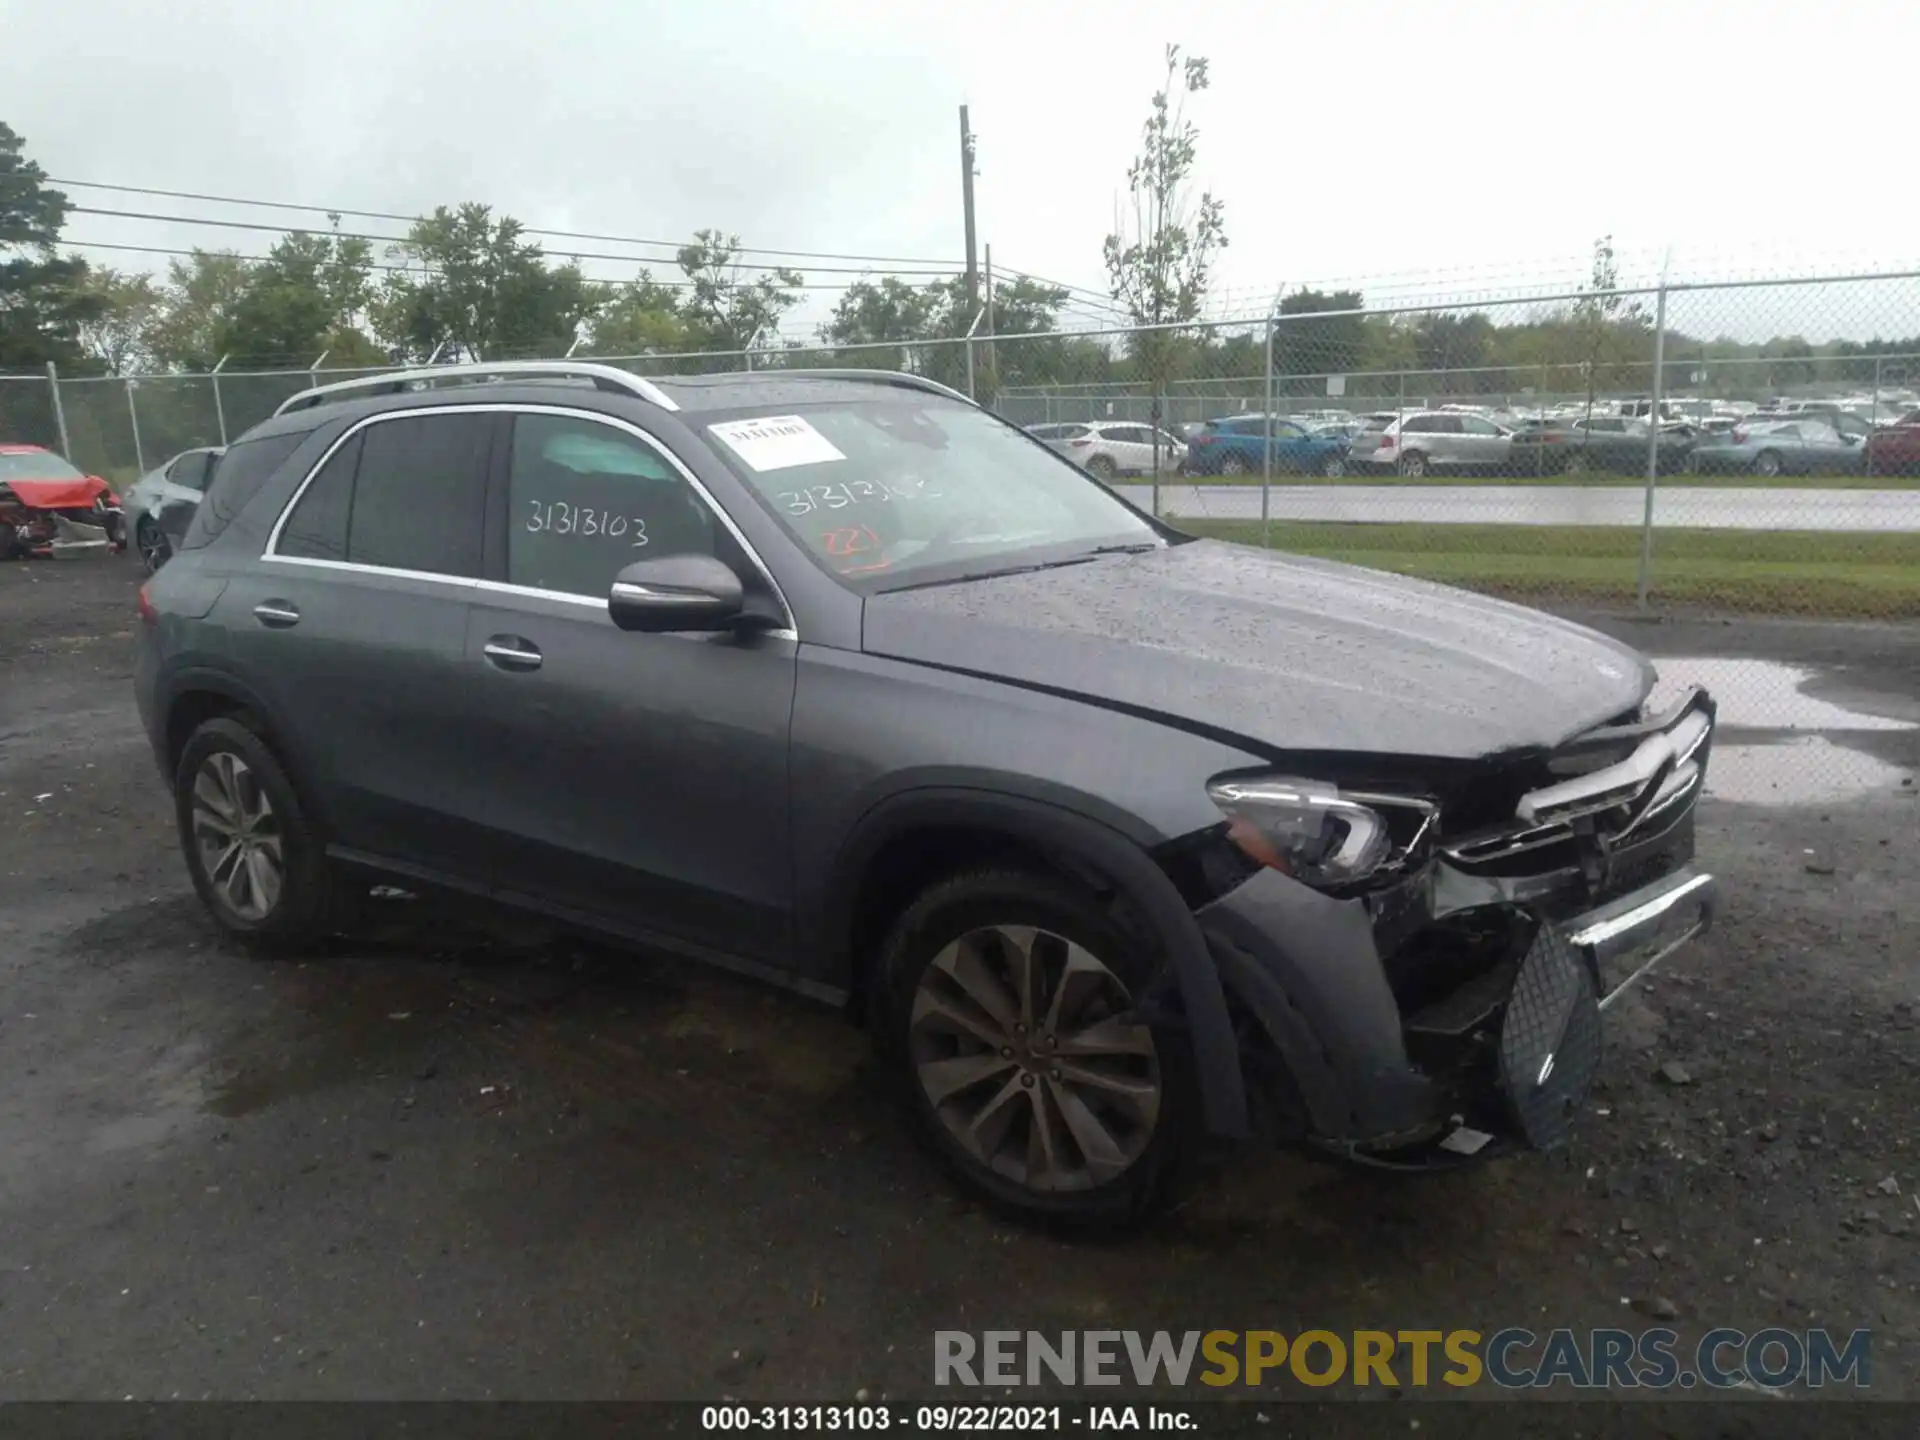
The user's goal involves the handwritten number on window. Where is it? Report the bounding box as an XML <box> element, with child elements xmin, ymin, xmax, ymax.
<box><xmin>526</xmin><ymin>500</ymin><xmax>650</xmax><ymax>547</ymax></box>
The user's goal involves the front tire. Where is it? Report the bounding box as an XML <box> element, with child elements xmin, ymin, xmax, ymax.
<box><xmin>1219</xmin><ymin>453</ymin><xmax>1250</xmax><ymax>478</ymax></box>
<box><xmin>136</xmin><ymin>517</ymin><xmax>170</xmax><ymax>573</ymax></box>
<box><xmin>1753</xmin><ymin>449</ymin><xmax>1784</xmax><ymax>478</ymax></box>
<box><xmin>877</xmin><ymin>868</ymin><xmax>1199</xmax><ymax>1230</ymax></box>
<box><xmin>175</xmin><ymin>717</ymin><xmax>334</xmax><ymax>950</ymax></box>
<box><xmin>1321</xmin><ymin>453</ymin><xmax>1347</xmax><ymax>479</ymax></box>
<box><xmin>1085</xmin><ymin>454</ymin><xmax>1118</xmax><ymax>481</ymax></box>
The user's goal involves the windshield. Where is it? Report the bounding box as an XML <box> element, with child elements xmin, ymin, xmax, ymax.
<box><xmin>0</xmin><ymin>451</ymin><xmax>84</xmax><ymax>483</ymax></box>
<box><xmin>700</xmin><ymin>399</ymin><xmax>1164</xmax><ymax>589</ymax></box>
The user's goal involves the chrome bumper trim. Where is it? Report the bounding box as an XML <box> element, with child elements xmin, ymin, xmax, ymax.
<box><xmin>1563</xmin><ymin>867</ymin><xmax>1720</xmax><ymax>1010</ymax></box>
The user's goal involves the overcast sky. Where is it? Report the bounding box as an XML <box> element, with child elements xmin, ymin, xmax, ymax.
<box><xmin>4</xmin><ymin>0</ymin><xmax>1915</xmax><ymax>342</ymax></box>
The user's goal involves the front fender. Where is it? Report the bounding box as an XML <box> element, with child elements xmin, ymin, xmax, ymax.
<box><xmin>824</xmin><ymin>784</ymin><xmax>1250</xmax><ymax>1140</ymax></box>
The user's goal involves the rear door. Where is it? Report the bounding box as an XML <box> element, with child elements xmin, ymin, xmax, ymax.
<box><xmin>240</xmin><ymin>409</ymin><xmax>499</xmax><ymax>871</ymax></box>
<box><xmin>459</xmin><ymin>408</ymin><xmax>799</xmax><ymax>965</ymax></box>
<box><xmin>1456</xmin><ymin>414</ymin><xmax>1511</xmax><ymax>471</ymax></box>
<box><xmin>1103</xmin><ymin>424</ymin><xmax>1158</xmax><ymax>474</ymax></box>
<box><xmin>153</xmin><ymin>449</ymin><xmax>219</xmax><ymax>544</ymax></box>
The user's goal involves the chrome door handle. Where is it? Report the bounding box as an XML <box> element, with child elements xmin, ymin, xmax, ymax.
<box><xmin>253</xmin><ymin>601</ymin><xmax>300</xmax><ymax>628</ymax></box>
<box><xmin>483</xmin><ymin>638</ymin><xmax>543</xmax><ymax>672</ymax></box>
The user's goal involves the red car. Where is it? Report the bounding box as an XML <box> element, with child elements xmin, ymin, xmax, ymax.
<box><xmin>1864</xmin><ymin>410</ymin><xmax>1920</xmax><ymax>477</ymax></box>
<box><xmin>0</xmin><ymin>445</ymin><xmax>125</xmax><ymax>559</ymax></box>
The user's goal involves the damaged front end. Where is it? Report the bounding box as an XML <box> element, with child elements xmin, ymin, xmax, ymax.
<box><xmin>1192</xmin><ymin>685</ymin><xmax>1720</xmax><ymax>1169</ymax></box>
<box><xmin>0</xmin><ymin>478</ymin><xmax>126</xmax><ymax>560</ymax></box>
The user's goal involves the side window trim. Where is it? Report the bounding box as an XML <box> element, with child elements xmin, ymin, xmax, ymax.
<box><xmin>262</xmin><ymin>403</ymin><xmax>795</xmax><ymax>636</ymax></box>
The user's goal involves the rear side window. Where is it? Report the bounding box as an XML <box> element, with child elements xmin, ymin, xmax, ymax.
<box><xmin>349</xmin><ymin>415</ymin><xmax>490</xmax><ymax>576</ymax></box>
<box><xmin>508</xmin><ymin>414</ymin><xmax>718</xmax><ymax>597</ymax></box>
<box><xmin>276</xmin><ymin>433</ymin><xmax>361</xmax><ymax>561</ymax></box>
<box><xmin>270</xmin><ymin>415</ymin><xmax>489</xmax><ymax>576</ymax></box>
<box><xmin>181</xmin><ymin>432</ymin><xmax>307</xmax><ymax>549</ymax></box>
<box><xmin>168</xmin><ymin>450</ymin><xmax>218</xmax><ymax>492</ymax></box>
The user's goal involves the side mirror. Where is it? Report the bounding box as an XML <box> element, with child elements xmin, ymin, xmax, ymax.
<box><xmin>608</xmin><ymin>554</ymin><xmax>745</xmax><ymax>633</ymax></box>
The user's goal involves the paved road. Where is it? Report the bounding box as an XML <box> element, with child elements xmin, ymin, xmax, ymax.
<box><xmin>1115</xmin><ymin>483</ymin><xmax>1920</xmax><ymax>532</ymax></box>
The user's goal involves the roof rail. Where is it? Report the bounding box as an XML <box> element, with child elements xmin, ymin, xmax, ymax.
<box><xmin>272</xmin><ymin>360</ymin><xmax>681</xmax><ymax>417</ymax></box>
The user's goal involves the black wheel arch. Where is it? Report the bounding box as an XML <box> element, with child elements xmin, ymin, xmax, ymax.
<box><xmin>159</xmin><ymin>669</ymin><xmax>330</xmax><ymax>830</ymax></box>
<box><xmin>819</xmin><ymin>784</ymin><xmax>1250</xmax><ymax>1140</ymax></box>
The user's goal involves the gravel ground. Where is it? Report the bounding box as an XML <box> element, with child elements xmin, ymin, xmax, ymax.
<box><xmin>1</xmin><ymin>557</ymin><xmax>1915</xmax><ymax>1411</ymax></box>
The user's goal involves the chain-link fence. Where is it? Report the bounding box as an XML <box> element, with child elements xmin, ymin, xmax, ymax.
<box><xmin>7</xmin><ymin>267</ymin><xmax>1918</xmax><ymax>624</ymax></box>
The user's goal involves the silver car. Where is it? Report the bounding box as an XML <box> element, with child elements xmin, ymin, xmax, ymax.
<box><xmin>1025</xmin><ymin>421</ymin><xmax>1185</xmax><ymax>480</ymax></box>
<box><xmin>123</xmin><ymin>446</ymin><xmax>223</xmax><ymax>571</ymax></box>
<box><xmin>1688</xmin><ymin>419</ymin><xmax>1865</xmax><ymax>477</ymax></box>
<box><xmin>1347</xmin><ymin>411</ymin><xmax>1514</xmax><ymax>477</ymax></box>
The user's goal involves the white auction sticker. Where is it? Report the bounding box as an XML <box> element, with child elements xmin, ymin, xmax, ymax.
<box><xmin>707</xmin><ymin>414</ymin><xmax>846</xmax><ymax>472</ymax></box>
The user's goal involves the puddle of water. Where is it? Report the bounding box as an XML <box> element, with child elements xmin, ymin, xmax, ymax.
<box><xmin>1705</xmin><ymin>737</ymin><xmax>1914</xmax><ymax>806</ymax></box>
<box><xmin>1643</xmin><ymin>657</ymin><xmax>1915</xmax><ymax>804</ymax></box>
<box><xmin>1648</xmin><ymin>658</ymin><xmax>1915</xmax><ymax>732</ymax></box>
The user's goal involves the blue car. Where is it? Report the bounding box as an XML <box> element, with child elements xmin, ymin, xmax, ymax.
<box><xmin>1183</xmin><ymin>414</ymin><xmax>1350</xmax><ymax>478</ymax></box>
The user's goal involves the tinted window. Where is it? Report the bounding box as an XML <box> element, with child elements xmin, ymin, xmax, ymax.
<box><xmin>275</xmin><ymin>432</ymin><xmax>361</xmax><ymax>561</ymax></box>
<box><xmin>1459</xmin><ymin>416</ymin><xmax>1502</xmax><ymax>435</ymax></box>
<box><xmin>1403</xmin><ymin>416</ymin><xmax>1454</xmax><ymax>434</ymax></box>
<box><xmin>168</xmin><ymin>451</ymin><xmax>217</xmax><ymax>491</ymax></box>
<box><xmin>1104</xmin><ymin>426</ymin><xmax>1151</xmax><ymax>445</ymax></box>
<box><xmin>508</xmin><ymin>414</ymin><xmax>717</xmax><ymax>597</ymax></box>
<box><xmin>182</xmin><ymin>431</ymin><xmax>308</xmax><ymax>549</ymax></box>
<box><xmin>347</xmin><ymin>414</ymin><xmax>490</xmax><ymax>576</ymax></box>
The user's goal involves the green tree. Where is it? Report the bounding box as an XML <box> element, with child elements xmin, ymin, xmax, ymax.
<box><xmin>822</xmin><ymin>276</ymin><xmax>939</xmax><ymax>368</ymax></box>
<box><xmin>0</xmin><ymin>120</ymin><xmax>103</xmax><ymax>371</ymax></box>
<box><xmin>675</xmin><ymin>229</ymin><xmax>803</xmax><ymax>355</ymax></box>
<box><xmin>374</xmin><ymin>203</ymin><xmax>599</xmax><ymax>363</ymax></box>
<box><xmin>73</xmin><ymin>267</ymin><xmax>162</xmax><ymax>374</ymax></box>
<box><xmin>586</xmin><ymin>269</ymin><xmax>686</xmax><ymax>357</ymax></box>
<box><xmin>144</xmin><ymin>250</ymin><xmax>254</xmax><ymax>370</ymax></box>
<box><xmin>1101</xmin><ymin>45</ymin><xmax>1227</xmax><ymax>466</ymax></box>
<box><xmin>222</xmin><ymin>223</ymin><xmax>379</xmax><ymax>366</ymax></box>
<box><xmin>1272</xmin><ymin>289</ymin><xmax>1366</xmax><ymax>386</ymax></box>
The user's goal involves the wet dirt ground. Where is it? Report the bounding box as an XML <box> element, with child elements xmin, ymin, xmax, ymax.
<box><xmin>1</xmin><ymin>559</ymin><xmax>1916</xmax><ymax>1407</ymax></box>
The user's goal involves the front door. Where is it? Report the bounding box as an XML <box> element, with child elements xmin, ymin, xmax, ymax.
<box><xmin>462</xmin><ymin>409</ymin><xmax>798</xmax><ymax>967</ymax></box>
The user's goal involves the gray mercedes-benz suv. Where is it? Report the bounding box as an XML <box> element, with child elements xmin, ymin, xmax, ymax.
<box><xmin>135</xmin><ymin>361</ymin><xmax>1719</xmax><ymax>1227</ymax></box>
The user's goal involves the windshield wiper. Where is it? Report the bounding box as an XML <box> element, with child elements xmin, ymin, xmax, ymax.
<box><xmin>874</xmin><ymin>543</ymin><xmax>1163</xmax><ymax>594</ymax></box>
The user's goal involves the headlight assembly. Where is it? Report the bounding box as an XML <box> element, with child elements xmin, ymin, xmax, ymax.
<box><xmin>1208</xmin><ymin>776</ymin><xmax>1436</xmax><ymax>890</ymax></box>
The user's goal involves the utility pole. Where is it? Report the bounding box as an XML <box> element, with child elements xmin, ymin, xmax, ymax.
<box><xmin>959</xmin><ymin>106</ymin><xmax>979</xmax><ymax>318</ymax></box>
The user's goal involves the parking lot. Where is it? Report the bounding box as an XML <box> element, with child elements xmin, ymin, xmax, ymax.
<box><xmin>2</xmin><ymin>556</ymin><xmax>1917</xmax><ymax>1403</ymax></box>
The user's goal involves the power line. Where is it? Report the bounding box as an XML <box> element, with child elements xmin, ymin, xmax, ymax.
<box><xmin>60</xmin><ymin>238</ymin><xmax>891</xmax><ymax>293</ymax></box>
<box><xmin>50</xmin><ymin>178</ymin><xmax>961</xmax><ymax>268</ymax></box>
<box><xmin>66</xmin><ymin>206</ymin><xmax>966</xmax><ymax>281</ymax></box>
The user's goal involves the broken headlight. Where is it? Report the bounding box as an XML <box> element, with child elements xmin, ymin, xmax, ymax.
<box><xmin>1208</xmin><ymin>776</ymin><xmax>1435</xmax><ymax>891</ymax></box>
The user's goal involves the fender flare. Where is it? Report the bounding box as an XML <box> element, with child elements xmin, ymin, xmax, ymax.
<box><xmin>823</xmin><ymin>785</ymin><xmax>1250</xmax><ymax>1140</ymax></box>
<box><xmin>159</xmin><ymin>667</ymin><xmax>332</xmax><ymax>829</ymax></box>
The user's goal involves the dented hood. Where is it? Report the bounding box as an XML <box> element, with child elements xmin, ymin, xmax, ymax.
<box><xmin>860</xmin><ymin>539</ymin><xmax>1654</xmax><ymax>760</ymax></box>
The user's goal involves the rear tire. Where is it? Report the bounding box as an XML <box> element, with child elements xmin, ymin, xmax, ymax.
<box><xmin>1219</xmin><ymin>453</ymin><xmax>1250</xmax><ymax>478</ymax></box>
<box><xmin>1320</xmin><ymin>453</ymin><xmax>1347</xmax><ymax>479</ymax></box>
<box><xmin>175</xmin><ymin>717</ymin><xmax>335</xmax><ymax>952</ymax></box>
<box><xmin>136</xmin><ymin>517</ymin><xmax>170</xmax><ymax>573</ymax></box>
<box><xmin>1398</xmin><ymin>450</ymin><xmax>1429</xmax><ymax>478</ymax></box>
<box><xmin>876</xmin><ymin>867</ymin><xmax>1200</xmax><ymax>1231</ymax></box>
<box><xmin>1085</xmin><ymin>454</ymin><xmax>1118</xmax><ymax>481</ymax></box>
<box><xmin>1753</xmin><ymin>450</ymin><xmax>1784</xmax><ymax>478</ymax></box>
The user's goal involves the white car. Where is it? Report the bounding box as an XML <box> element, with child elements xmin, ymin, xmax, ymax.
<box><xmin>1025</xmin><ymin>421</ymin><xmax>1187</xmax><ymax>479</ymax></box>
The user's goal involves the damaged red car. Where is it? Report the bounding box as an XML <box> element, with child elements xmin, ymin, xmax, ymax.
<box><xmin>0</xmin><ymin>445</ymin><xmax>126</xmax><ymax>559</ymax></box>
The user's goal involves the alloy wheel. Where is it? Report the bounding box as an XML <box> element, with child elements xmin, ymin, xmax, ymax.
<box><xmin>191</xmin><ymin>751</ymin><xmax>283</xmax><ymax>921</ymax></box>
<box><xmin>137</xmin><ymin>520</ymin><xmax>168</xmax><ymax>573</ymax></box>
<box><xmin>908</xmin><ymin>924</ymin><xmax>1161</xmax><ymax>1193</ymax></box>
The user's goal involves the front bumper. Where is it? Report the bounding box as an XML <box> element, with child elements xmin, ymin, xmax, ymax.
<box><xmin>1195</xmin><ymin>687</ymin><xmax>1720</xmax><ymax>1166</ymax></box>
